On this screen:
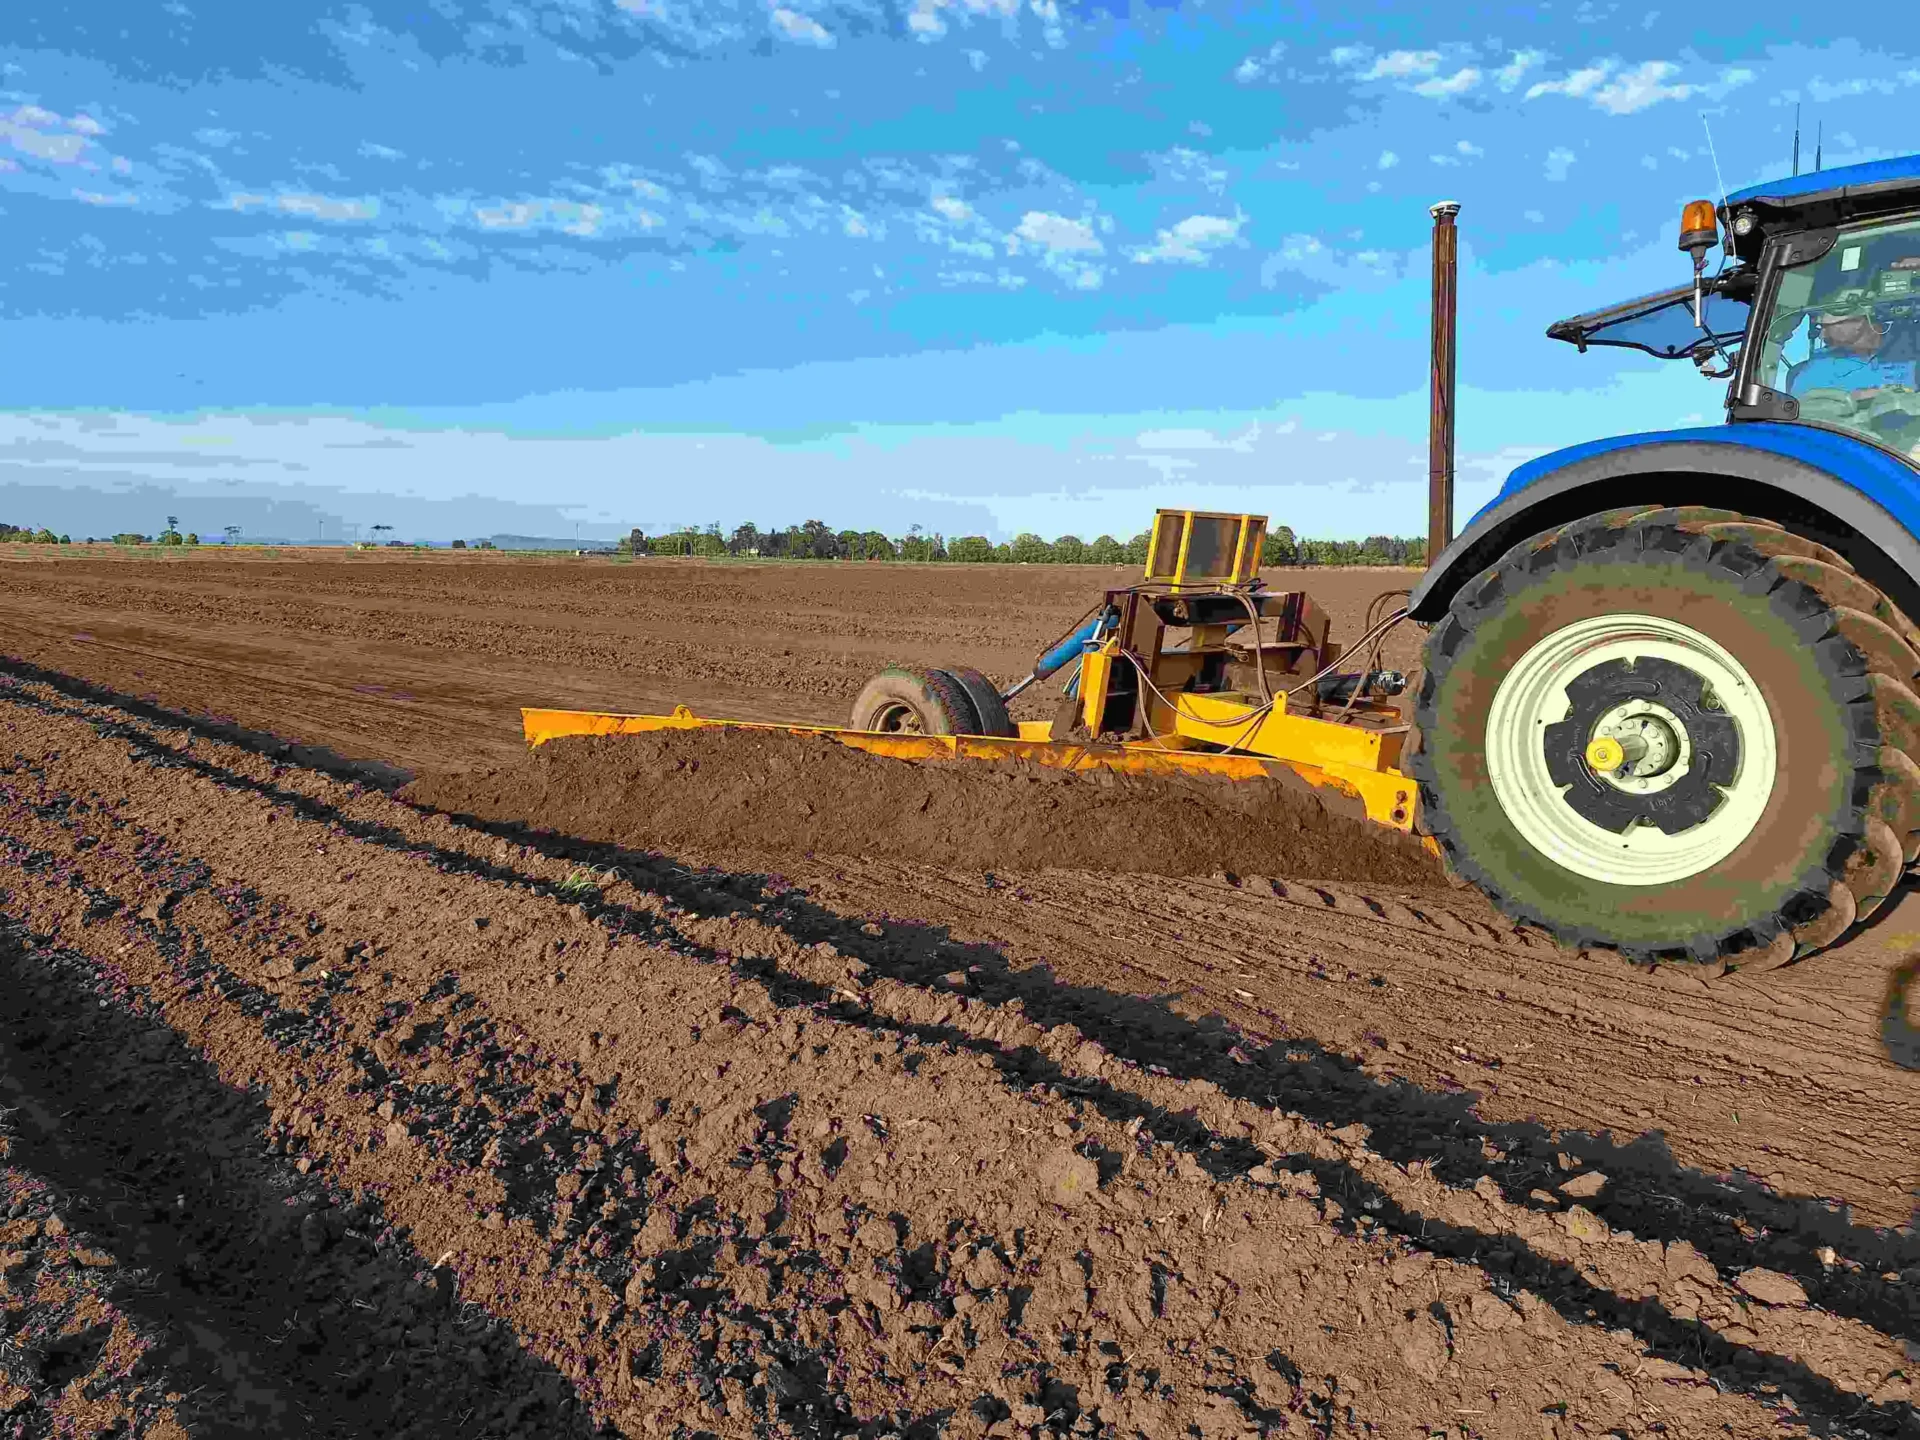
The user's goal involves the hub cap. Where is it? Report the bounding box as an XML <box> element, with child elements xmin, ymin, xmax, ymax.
<box><xmin>1484</xmin><ymin>614</ymin><xmax>1777</xmax><ymax>886</ymax></box>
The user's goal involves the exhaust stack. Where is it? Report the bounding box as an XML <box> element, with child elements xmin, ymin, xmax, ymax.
<box><xmin>1428</xmin><ymin>200</ymin><xmax>1460</xmax><ymax>570</ymax></box>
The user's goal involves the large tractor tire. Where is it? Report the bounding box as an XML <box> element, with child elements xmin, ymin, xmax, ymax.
<box><xmin>1409</xmin><ymin>506</ymin><xmax>1920</xmax><ymax>969</ymax></box>
<box><xmin>850</xmin><ymin>665</ymin><xmax>981</xmax><ymax>735</ymax></box>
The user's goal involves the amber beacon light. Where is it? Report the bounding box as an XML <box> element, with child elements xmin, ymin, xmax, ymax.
<box><xmin>1678</xmin><ymin>199</ymin><xmax>1719</xmax><ymax>260</ymax></box>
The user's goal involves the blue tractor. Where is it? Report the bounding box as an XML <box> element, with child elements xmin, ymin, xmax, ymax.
<box><xmin>1409</xmin><ymin>154</ymin><xmax>1920</xmax><ymax>970</ymax></box>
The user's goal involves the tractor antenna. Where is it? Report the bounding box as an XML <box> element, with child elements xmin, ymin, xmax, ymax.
<box><xmin>1815</xmin><ymin>120</ymin><xmax>1823</xmax><ymax>173</ymax></box>
<box><xmin>1792</xmin><ymin>102</ymin><xmax>1801</xmax><ymax>177</ymax></box>
<box><xmin>1700</xmin><ymin>112</ymin><xmax>1733</xmax><ymax>269</ymax></box>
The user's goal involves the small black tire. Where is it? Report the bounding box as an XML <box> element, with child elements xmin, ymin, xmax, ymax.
<box><xmin>940</xmin><ymin>666</ymin><xmax>1018</xmax><ymax>738</ymax></box>
<box><xmin>1413</xmin><ymin>510</ymin><xmax>1902</xmax><ymax>967</ymax></box>
<box><xmin>850</xmin><ymin>665</ymin><xmax>981</xmax><ymax>736</ymax></box>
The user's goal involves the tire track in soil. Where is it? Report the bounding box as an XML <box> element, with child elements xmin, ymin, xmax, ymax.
<box><xmin>793</xmin><ymin>861</ymin><xmax>1920</xmax><ymax>1230</ymax></box>
<box><xmin>0</xmin><ymin>929</ymin><xmax>605</xmax><ymax>1439</ymax></box>
<box><xmin>0</xmin><ymin>678</ymin><xmax>1912</xmax><ymax>1432</ymax></box>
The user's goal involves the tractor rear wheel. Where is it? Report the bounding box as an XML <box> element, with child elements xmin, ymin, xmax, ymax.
<box><xmin>1410</xmin><ymin>508</ymin><xmax>1920</xmax><ymax>968</ymax></box>
<box><xmin>850</xmin><ymin>665</ymin><xmax>981</xmax><ymax>735</ymax></box>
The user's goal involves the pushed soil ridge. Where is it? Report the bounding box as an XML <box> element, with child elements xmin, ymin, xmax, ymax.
<box><xmin>403</xmin><ymin>728</ymin><xmax>1443</xmax><ymax>885</ymax></box>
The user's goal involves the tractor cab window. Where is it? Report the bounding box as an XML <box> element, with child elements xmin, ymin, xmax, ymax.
<box><xmin>1547</xmin><ymin>281</ymin><xmax>1749</xmax><ymax>361</ymax></box>
<box><xmin>1754</xmin><ymin>215</ymin><xmax>1920</xmax><ymax>456</ymax></box>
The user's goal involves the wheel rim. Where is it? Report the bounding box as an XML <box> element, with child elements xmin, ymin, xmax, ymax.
<box><xmin>872</xmin><ymin>701</ymin><xmax>925</xmax><ymax>735</ymax></box>
<box><xmin>1484</xmin><ymin>613</ymin><xmax>1778</xmax><ymax>886</ymax></box>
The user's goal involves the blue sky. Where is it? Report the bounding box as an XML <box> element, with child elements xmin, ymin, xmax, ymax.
<box><xmin>0</xmin><ymin>4</ymin><xmax>1907</xmax><ymax>542</ymax></box>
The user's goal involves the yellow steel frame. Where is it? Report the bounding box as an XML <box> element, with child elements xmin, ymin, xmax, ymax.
<box><xmin>1143</xmin><ymin>509</ymin><xmax>1267</xmax><ymax>592</ymax></box>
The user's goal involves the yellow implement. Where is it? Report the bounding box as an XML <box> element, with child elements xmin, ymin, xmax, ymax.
<box><xmin>523</xmin><ymin>508</ymin><xmax>1424</xmax><ymax>839</ymax></box>
<box><xmin>521</xmin><ymin>699</ymin><xmax>1416</xmax><ymax>830</ymax></box>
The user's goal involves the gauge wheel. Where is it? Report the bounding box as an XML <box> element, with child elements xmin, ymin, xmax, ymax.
<box><xmin>941</xmin><ymin>666</ymin><xmax>1019</xmax><ymax>738</ymax></box>
<box><xmin>850</xmin><ymin>665</ymin><xmax>982</xmax><ymax>736</ymax></box>
<box><xmin>1408</xmin><ymin>506</ymin><xmax>1920</xmax><ymax>969</ymax></box>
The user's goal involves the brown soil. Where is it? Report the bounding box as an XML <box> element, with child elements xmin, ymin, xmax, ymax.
<box><xmin>405</xmin><ymin>729</ymin><xmax>1441</xmax><ymax>887</ymax></box>
<box><xmin>0</xmin><ymin>550</ymin><xmax>1918</xmax><ymax>1435</ymax></box>
<box><xmin>0</xmin><ymin>547</ymin><xmax>1422</xmax><ymax>774</ymax></box>
<box><xmin>0</xmin><ymin>674</ymin><xmax>1912</xmax><ymax>1437</ymax></box>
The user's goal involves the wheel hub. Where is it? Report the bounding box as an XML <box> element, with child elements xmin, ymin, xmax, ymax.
<box><xmin>1484</xmin><ymin>614</ymin><xmax>1776</xmax><ymax>886</ymax></box>
<box><xmin>1542</xmin><ymin>658</ymin><xmax>1737</xmax><ymax>835</ymax></box>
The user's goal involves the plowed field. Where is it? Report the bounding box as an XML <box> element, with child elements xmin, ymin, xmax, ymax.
<box><xmin>0</xmin><ymin>548</ymin><xmax>1917</xmax><ymax>1439</ymax></box>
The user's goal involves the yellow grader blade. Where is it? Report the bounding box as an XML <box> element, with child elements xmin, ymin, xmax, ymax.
<box><xmin>520</xmin><ymin>703</ymin><xmax>1421</xmax><ymax>836</ymax></box>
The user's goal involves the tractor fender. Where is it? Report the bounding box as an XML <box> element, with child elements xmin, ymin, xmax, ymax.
<box><xmin>1409</xmin><ymin>423</ymin><xmax>1920</xmax><ymax>624</ymax></box>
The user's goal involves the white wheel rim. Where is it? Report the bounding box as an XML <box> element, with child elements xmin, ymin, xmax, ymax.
<box><xmin>1484</xmin><ymin>613</ymin><xmax>1777</xmax><ymax>886</ymax></box>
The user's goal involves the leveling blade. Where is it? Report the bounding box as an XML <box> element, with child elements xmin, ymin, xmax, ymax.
<box><xmin>518</xmin><ymin>702</ymin><xmax>1424</xmax><ymax>839</ymax></box>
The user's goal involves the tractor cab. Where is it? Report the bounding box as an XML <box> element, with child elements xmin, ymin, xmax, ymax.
<box><xmin>1546</xmin><ymin>153</ymin><xmax>1920</xmax><ymax>468</ymax></box>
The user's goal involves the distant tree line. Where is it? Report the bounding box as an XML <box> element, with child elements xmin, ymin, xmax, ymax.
<box><xmin>615</xmin><ymin>521</ymin><xmax>1427</xmax><ymax>567</ymax></box>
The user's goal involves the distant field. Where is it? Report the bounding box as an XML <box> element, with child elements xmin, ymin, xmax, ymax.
<box><xmin>0</xmin><ymin>546</ymin><xmax>1423</xmax><ymax>774</ymax></box>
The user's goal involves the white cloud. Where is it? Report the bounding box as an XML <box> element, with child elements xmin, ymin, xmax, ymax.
<box><xmin>1256</xmin><ymin>232</ymin><xmax>1398</xmax><ymax>290</ymax></box>
<box><xmin>770</xmin><ymin>8</ymin><xmax>834</xmax><ymax>47</ymax></box>
<box><xmin>1545</xmin><ymin>146</ymin><xmax>1577</xmax><ymax>182</ymax></box>
<box><xmin>359</xmin><ymin>141</ymin><xmax>404</xmax><ymax>161</ymax></box>
<box><xmin>1526</xmin><ymin>62</ymin><xmax>1612</xmax><ymax>101</ymax></box>
<box><xmin>1234</xmin><ymin>41</ymin><xmax>1286</xmax><ymax>85</ymax></box>
<box><xmin>1590</xmin><ymin>59</ymin><xmax>1693</xmax><ymax>113</ymax></box>
<box><xmin>466</xmin><ymin>197</ymin><xmax>603</xmax><ymax>235</ymax></box>
<box><xmin>1641</xmin><ymin>154</ymin><xmax>1658</xmax><ymax>169</ymax></box>
<box><xmin>964</xmin><ymin>48</ymin><xmax>988</xmax><ymax>71</ymax></box>
<box><xmin>1526</xmin><ymin>57</ymin><xmax>1701</xmax><ymax>113</ymax></box>
<box><xmin>73</xmin><ymin>188</ymin><xmax>136</xmax><ymax>207</ymax></box>
<box><xmin>1135</xmin><ymin>424</ymin><xmax>1264</xmax><ymax>453</ymax></box>
<box><xmin>938</xmin><ymin>268</ymin><xmax>1026</xmax><ymax>290</ymax></box>
<box><xmin>1523</xmin><ymin>208</ymin><xmax>1545</xmax><ymax>223</ymax></box>
<box><xmin>1495</xmin><ymin>49</ymin><xmax>1545</xmax><ymax>91</ymax></box>
<box><xmin>1</xmin><ymin>105</ymin><xmax>91</xmax><ymax>165</ymax></box>
<box><xmin>1327</xmin><ymin>45</ymin><xmax>1369</xmax><ymax>67</ymax></box>
<box><xmin>1432</xmin><ymin>141</ymin><xmax>1484</xmax><ymax>167</ymax></box>
<box><xmin>476</xmin><ymin>201</ymin><xmax>538</xmax><ymax>229</ymax></box>
<box><xmin>1131</xmin><ymin>213</ymin><xmax>1244</xmax><ymax>265</ymax></box>
<box><xmin>1411</xmin><ymin>67</ymin><xmax>1481</xmax><ymax>99</ymax></box>
<box><xmin>1152</xmin><ymin>147</ymin><xmax>1230</xmax><ymax>195</ymax></box>
<box><xmin>1013</xmin><ymin>211</ymin><xmax>1102</xmax><ymax>254</ymax></box>
<box><xmin>1377</xmin><ymin>150</ymin><xmax>1399</xmax><ymax>170</ymax></box>
<box><xmin>930</xmin><ymin>194</ymin><xmax>974</xmax><ymax>222</ymax></box>
<box><xmin>277</xmin><ymin>192</ymin><xmax>379</xmax><ymax>223</ymax></box>
<box><xmin>1361</xmin><ymin>50</ymin><xmax>1439</xmax><ymax>80</ymax></box>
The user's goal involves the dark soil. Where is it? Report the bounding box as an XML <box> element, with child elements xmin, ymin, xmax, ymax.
<box><xmin>402</xmin><ymin>729</ymin><xmax>1443</xmax><ymax>887</ymax></box>
<box><xmin>0</xmin><ymin>673</ymin><xmax>1908</xmax><ymax>1437</ymax></box>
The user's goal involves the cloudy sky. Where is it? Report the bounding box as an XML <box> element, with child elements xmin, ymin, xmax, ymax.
<box><xmin>0</xmin><ymin>4</ymin><xmax>1906</xmax><ymax>542</ymax></box>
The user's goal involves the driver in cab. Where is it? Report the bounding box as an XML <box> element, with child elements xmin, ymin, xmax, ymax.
<box><xmin>1789</xmin><ymin>257</ymin><xmax>1920</xmax><ymax>402</ymax></box>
